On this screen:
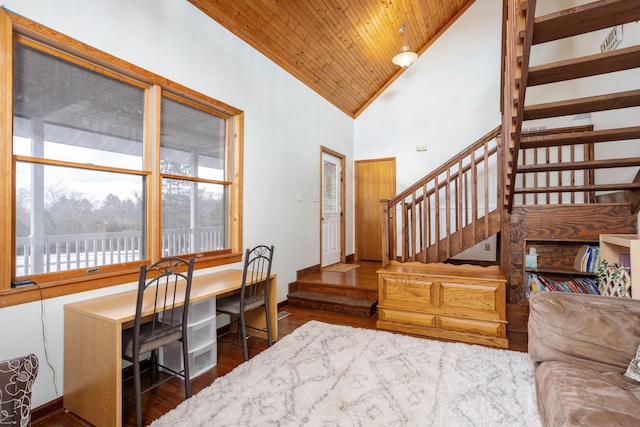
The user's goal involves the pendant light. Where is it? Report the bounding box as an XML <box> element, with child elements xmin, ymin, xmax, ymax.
<box><xmin>392</xmin><ymin>24</ymin><xmax>418</xmax><ymax>68</ymax></box>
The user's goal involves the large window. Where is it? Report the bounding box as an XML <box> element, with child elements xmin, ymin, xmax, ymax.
<box><xmin>1</xmin><ymin>11</ymin><xmax>243</xmax><ymax>305</ymax></box>
<box><xmin>13</xmin><ymin>42</ymin><xmax>147</xmax><ymax>277</ymax></box>
<box><xmin>160</xmin><ymin>95</ymin><xmax>231</xmax><ymax>256</ymax></box>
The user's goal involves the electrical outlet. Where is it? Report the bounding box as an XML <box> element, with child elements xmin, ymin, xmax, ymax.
<box><xmin>485</xmin><ymin>243</ymin><xmax>490</xmax><ymax>251</ymax></box>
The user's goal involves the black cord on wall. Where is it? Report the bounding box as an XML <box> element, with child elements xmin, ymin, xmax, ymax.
<box><xmin>34</xmin><ymin>283</ymin><xmax>60</xmax><ymax>397</ymax></box>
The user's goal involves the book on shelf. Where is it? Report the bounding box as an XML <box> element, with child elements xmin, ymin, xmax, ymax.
<box><xmin>526</xmin><ymin>272</ymin><xmax>600</xmax><ymax>297</ymax></box>
<box><xmin>573</xmin><ymin>245</ymin><xmax>600</xmax><ymax>273</ymax></box>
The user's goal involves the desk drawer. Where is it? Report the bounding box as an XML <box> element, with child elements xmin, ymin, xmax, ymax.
<box><xmin>189</xmin><ymin>297</ymin><xmax>216</xmax><ymax>324</ymax></box>
<box><xmin>189</xmin><ymin>319</ymin><xmax>216</xmax><ymax>351</ymax></box>
<box><xmin>160</xmin><ymin>339</ymin><xmax>217</xmax><ymax>379</ymax></box>
<box><xmin>191</xmin><ymin>342</ymin><xmax>217</xmax><ymax>378</ymax></box>
<box><xmin>161</xmin><ymin>296</ymin><xmax>216</xmax><ymax>327</ymax></box>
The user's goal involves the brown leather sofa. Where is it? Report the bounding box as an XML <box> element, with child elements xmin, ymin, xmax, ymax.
<box><xmin>528</xmin><ymin>292</ymin><xmax>640</xmax><ymax>426</ymax></box>
<box><xmin>0</xmin><ymin>353</ymin><xmax>38</xmax><ymax>427</ymax></box>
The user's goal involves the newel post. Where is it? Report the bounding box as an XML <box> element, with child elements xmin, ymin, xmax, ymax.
<box><xmin>380</xmin><ymin>199</ymin><xmax>390</xmax><ymax>267</ymax></box>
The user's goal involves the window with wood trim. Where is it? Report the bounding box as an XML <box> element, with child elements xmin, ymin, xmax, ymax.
<box><xmin>159</xmin><ymin>95</ymin><xmax>232</xmax><ymax>257</ymax></box>
<box><xmin>0</xmin><ymin>10</ymin><xmax>243</xmax><ymax>306</ymax></box>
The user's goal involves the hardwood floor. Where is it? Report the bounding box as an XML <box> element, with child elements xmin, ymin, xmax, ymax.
<box><xmin>298</xmin><ymin>261</ymin><xmax>379</xmax><ymax>291</ymax></box>
<box><xmin>33</xmin><ymin>261</ymin><xmax>527</xmax><ymax>427</ymax></box>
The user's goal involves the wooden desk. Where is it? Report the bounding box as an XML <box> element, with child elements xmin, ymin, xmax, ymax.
<box><xmin>63</xmin><ymin>269</ymin><xmax>278</xmax><ymax>427</ymax></box>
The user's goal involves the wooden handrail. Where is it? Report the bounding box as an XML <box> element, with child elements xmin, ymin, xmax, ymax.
<box><xmin>389</xmin><ymin>126</ymin><xmax>502</xmax><ymax>205</ymax></box>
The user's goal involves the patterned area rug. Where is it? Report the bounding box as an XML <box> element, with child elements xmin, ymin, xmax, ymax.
<box><xmin>322</xmin><ymin>263</ymin><xmax>360</xmax><ymax>272</ymax></box>
<box><xmin>150</xmin><ymin>321</ymin><xmax>540</xmax><ymax>426</ymax></box>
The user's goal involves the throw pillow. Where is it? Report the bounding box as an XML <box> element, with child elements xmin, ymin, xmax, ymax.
<box><xmin>625</xmin><ymin>344</ymin><xmax>640</xmax><ymax>382</ymax></box>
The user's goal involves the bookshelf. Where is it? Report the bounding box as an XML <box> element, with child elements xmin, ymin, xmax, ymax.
<box><xmin>524</xmin><ymin>238</ymin><xmax>600</xmax><ymax>298</ymax></box>
<box><xmin>599</xmin><ymin>234</ymin><xmax>640</xmax><ymax>300</ymax></box>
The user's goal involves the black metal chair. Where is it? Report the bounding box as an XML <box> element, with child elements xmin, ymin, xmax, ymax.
<box><xmin>217</xmin><ymin>245</ymin><xmax>274</xmax><ymax>361</ymax></box>
<box><xmin>122</xmin><ymin>257</ymin><xmax>195</xmax><ymax>427</ymax></box>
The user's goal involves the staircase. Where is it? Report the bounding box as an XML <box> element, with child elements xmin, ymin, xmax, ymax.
<box><xmin>502</xmin><ymin>0</ymin><xmax>640</xmax><ymax>303</ymax></box>
<box><xmin>290</xmin><ymin>0</ymin><xmax>640</xmax><ymax>316</ymax></box>
<box><xmin>288</xmin><ymin>284</ymin><xmax>377</xmax><ymax>318</ymax></box>
<box><xmin>505</xmin><ymin>0</ymin><xmax>640</xmax><ymax>209</ymax></box>
<box><xmin>287</xmin><ymin>263</ymin><xmax>378</xmax><ymax>317</ymax></box>
<box><xmin>380</xmin><ymin>0</ymin><xmax>640</xmax><ymax>302</ymax></box>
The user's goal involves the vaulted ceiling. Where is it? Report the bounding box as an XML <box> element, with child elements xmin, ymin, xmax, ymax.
<box><xmin>188</xmin><ymin>0</ymin><xmax>474</xmax><ymax>118</ymax></box>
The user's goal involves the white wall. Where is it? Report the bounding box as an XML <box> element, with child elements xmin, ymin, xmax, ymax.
<box><xmin>0</xmin><ymin>0</ymin><xmax>353</xmax><ymax>407</ymax></box>
<box><xmin>354</xmin><ymin>0</ymin><xmax>503</xmax><ymax>193</ymax></box>
<box><xmin>354</xmin><ymin>0</ymin><xmax>503</xmax><ymax>261</ymax></box>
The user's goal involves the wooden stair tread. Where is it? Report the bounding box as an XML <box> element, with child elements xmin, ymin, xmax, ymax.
<box><xmin>533</xmin><ymin>0</ymin><xmax>640</xmax><ymax>45</ymax></box>
<box><xmin>595</xmin><ymin>191</ymin><xmax>630</xmax><ymax>203</ymax></box>
<box><xmin>520</xmin><ymin>126</ymin><xmax>640</xmax><ymax>148</ymax></box>
<box><xmin>295</xmin><ymin>278</ymin><xmax>377</xmax><ymax>300</ymax></box>
<box><xmin>521</xmin><ymin>125</ymin><xmax>594</xmax><ymax>137</ymax></box>
<box><xmin>514</xmin><ymin>183</ymin><xmax>640</xmax><ymax>194</ymax></box>
<box><xmin>288</xmin><ymin>290</ymin><xmax>377</xmax><ymax>317</ymax></box>
<box><xmin>518</xmin><ymin>157</ymin><xmax>640</xmax><ymax>173</ymax></box>
<box><xmin>289</xmin><ymin>290</ymin><xmax>376</xmax><ymax>307</ymax></box>
<box><xmin>295</xmin><ymin>286</ymin><xmax>377</xmax><ymax>301</ymax></box>
<box><xmin>523</xmin><ymin>89</ymin><xmax>640</xmax><ymax>121</ymax></box>
<box><xmin>528</xmin><ymin>45</ymin><xmax>640</xmax><ymax>86</ymax></box>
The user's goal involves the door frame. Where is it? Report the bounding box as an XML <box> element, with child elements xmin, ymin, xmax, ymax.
<box><xmin>320</xmin><ymin>146</ymin><xmax>346</xmax><ymax>266</ymax></box>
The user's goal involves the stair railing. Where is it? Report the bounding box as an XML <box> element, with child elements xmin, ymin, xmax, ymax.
<box><xmin>502</xmin><ymin>0</ymin><xmax>535</xmax><ymax>211</ymax></box>
<box><xmin>380</xmin><ymin>126</ymin><xmax>503</xmax><ymax>267</ymax></box>
<box><xmin>516</xmin><ymin>126</ymin><xmax>596</xmax><ymax>206</ymax></box>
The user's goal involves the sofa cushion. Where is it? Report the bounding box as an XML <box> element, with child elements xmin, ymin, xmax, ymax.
<box><xmin>536</xmin><ymin>361</ymin><xmax>640</xmax><ymax>427</ymax></box>
<box><xmin>529</xmin><ymin>292</ymin><xmax>640</xmax><ymax>372</ymax></box>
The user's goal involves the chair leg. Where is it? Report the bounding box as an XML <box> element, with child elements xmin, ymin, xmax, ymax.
<box><xmin>133</xmin><ymin>355</ymin><xmax>142</xmax><ymax>427</ymax></box>
<box><xmin>150</xmin><ymin>349</ymin><xmax>157</xmax><ymax>386</ymax></box>
<box><xmin>239</xmin><ymin>312</ymin><xmax>248</xmax><ymax>362</ymax></box>
<box><xmin>235</xmin><ymin>315</ymin><xmax>242</xmax><ymax>340</ymax></box>
<box><xmin>181</xmin><ymin>339</ymin><xmax>191</xmax><ymax>398</ymax></box>
<box><xmin>264</xmin><ymin>304</ymin><xmax>272</xmax><ymax>347</ymax></box>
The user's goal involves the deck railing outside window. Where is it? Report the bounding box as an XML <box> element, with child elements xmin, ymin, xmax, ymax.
<box><xmin>16</xmin><ymin>226</ymin><xmax>223</xmax><ymax>276</ymax></box>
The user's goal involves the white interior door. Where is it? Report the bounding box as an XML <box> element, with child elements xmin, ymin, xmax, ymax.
<box><xmin>321</xmin><ymin>152</ymin><xmax>341</xmax><ymax>267</ymax></box>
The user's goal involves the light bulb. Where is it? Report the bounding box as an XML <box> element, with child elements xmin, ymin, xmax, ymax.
<box><xmin>392</xmin><ymin>46</ymin><xmax>418</xmax><ymax>68</ymax></box>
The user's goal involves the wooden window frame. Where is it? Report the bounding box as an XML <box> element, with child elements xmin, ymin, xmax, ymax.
<box><xmin>0</xmin><ymin>10</ymin><xmax>244</xmax><ymax>307</ymax></box>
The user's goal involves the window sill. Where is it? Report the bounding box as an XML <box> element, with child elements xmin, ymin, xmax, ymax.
<box><xmin>0</xmin><ymin>252</ymin><xmax>242</xmax><ymax>307</ymax></box>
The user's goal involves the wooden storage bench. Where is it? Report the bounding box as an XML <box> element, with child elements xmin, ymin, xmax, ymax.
<box><xmin>377</xmin><ymin>262</ymin><xmax>508</xmax><ymax>348</ymax></box>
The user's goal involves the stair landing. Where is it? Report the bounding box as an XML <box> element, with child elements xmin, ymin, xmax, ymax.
<box><xmin>288</xmin><ymin>261</ymin><xmax>380</xmax><ymax>317</ymax></box>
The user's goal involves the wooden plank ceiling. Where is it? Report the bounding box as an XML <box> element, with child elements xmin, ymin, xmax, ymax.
<box><xmin>188</xmin><ymin>0</ymin><xmax>474</xmax><ymax>118</ymax></box>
